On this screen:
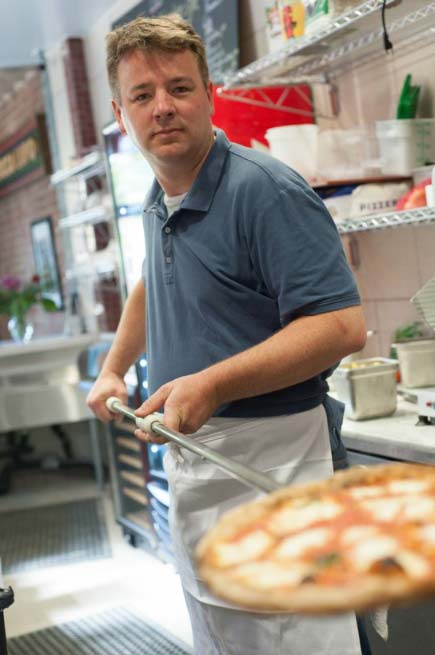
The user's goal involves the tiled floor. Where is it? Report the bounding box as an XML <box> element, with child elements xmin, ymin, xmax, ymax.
<box><xmin>0</xmin><ymin>467</ymin><xmax>193</xmax><ymax>649</ymax></box>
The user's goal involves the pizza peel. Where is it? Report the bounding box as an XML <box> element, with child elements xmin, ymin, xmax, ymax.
<box><xmin>105</xmin><ymin>398</ymin><xmax>435</xmax><ymax>617</ymax></box>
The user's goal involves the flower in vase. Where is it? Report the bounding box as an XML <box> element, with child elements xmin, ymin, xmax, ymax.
<box><xmin>0</xmin><ymin>274</ymin><xmax>58</xmax><ymax>341</ymax></box>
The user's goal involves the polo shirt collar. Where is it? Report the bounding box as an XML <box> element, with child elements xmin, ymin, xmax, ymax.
<box><xmin>143</xmin><ymin>128</ymin><xmax>230</xmax><ymax>214</ymax></box>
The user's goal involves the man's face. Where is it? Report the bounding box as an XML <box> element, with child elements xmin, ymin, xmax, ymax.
<box><xmin>112</xmin><ymin>48</ymin><xmax>214</xmax><ymax>170</ymax></box>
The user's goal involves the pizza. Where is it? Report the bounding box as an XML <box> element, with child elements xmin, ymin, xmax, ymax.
<box><xmin>196</xmin><ymin>463</ymin><xmax>435</xmax><ymax>614</ymax></box>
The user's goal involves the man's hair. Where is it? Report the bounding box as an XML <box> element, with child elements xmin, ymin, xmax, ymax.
<box><xmin>106</xmin><ymin>13</ymin><xmax>210</xmax><ymax>102</ymax></box>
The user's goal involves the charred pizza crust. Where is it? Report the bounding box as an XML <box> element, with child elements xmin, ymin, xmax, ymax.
<box><xmin>196</xmin><ymin>463</ymin><xmax>435</xmax><ymax>614</ymax></box>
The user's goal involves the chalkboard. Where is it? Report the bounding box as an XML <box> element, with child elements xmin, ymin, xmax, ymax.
<box><xmin>112</xmin><ymin>0</ymin><xmax>239</xmax><ymax>85</ymax></box>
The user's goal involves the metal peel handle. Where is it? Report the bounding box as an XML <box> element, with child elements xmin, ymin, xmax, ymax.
<box><xmin>106</xmin><ymin>396</ymin><xmax>163</xmax><ymax>432</ymax></box>
<box><xmin>105</xmin><ymin>397</ymin><xmax>279</xmax><ymax>494</ymax></box>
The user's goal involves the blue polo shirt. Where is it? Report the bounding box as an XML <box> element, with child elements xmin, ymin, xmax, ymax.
<box><xmin>142</xmin><ymin>129</ymin><xmax>360</xmax><ymax>417</ymax></box>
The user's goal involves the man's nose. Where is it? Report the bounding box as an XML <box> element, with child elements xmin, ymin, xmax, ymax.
<box><xmin>153</xmin><ymin>90</ymin><xmax>175</xmax><ymax>120</ymax></box>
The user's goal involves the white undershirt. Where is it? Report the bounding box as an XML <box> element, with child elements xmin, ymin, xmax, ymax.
<box><xmin>163</xmin><ymin>192</ymin><xmax>187</xmax><ymax>217</ymax></box>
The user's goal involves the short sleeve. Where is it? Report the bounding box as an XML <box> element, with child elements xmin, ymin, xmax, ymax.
<box><xmin>244</xmin><ymin>178</ymin><xmax>360</xmax><ymax>326</ymax></box>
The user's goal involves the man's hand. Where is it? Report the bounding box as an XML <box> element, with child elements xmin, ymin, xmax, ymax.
<box><xmin>86</xmin><ymin>371</ymin><xmax>128</xmax><ymax>422</ymax></box>
<box><xmin>134</xmin><ymin>371</ymin><xmax>221</xmax><ymax>443</ymax></box>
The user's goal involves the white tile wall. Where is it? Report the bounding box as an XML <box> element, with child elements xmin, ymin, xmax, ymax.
<box><xmin>352</xmin><ymin>228</ymin><xmax>421</xmax><ymax>301</ymax></box>
<box><xmin>373</xmin><ymin>298</ymin><xmax>423</xmax><ymax>356</ymax></box>
<box><xmin>413</xmin><ymin>223</ymin><xmax>435</xmax><ymax>286</ymax></box>
<box><xmin>349</xmin><ymin>224</ymin><xmax>435</xmax><ymax>355</ymax></box>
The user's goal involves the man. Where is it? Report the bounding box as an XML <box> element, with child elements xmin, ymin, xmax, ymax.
<box><xmin>88</xmin><ymin>13</ymin><xmax>368</xmax><ymax>655</ymax></box>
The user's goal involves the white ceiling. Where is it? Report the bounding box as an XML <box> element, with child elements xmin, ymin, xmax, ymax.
<box><xmin>0</xmin><ymin>0</ymin><xmax>116</xmax><ymax>68</ymax></box>
<box><xmin>0</xmin><ymin>0</ymin><xmax>119</xmax><ymax>95</ymax></box>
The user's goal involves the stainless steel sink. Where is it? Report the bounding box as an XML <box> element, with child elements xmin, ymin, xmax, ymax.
<box><xmin>0</xmin><ymin>334</ymin><xmax>99</xmax><ymax>431</ymax></box>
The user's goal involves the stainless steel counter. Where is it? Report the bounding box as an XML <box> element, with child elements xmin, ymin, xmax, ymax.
<box><xmin>342</xmin><ymin>399</ymin><xmax>435</xmax><ymax>465</ymax></box>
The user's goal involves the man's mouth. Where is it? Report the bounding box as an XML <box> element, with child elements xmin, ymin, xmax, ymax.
<box><xmin>154</xmin><ymin>128</ymin><xmax>182</xmax><ymax>137</ymax></box>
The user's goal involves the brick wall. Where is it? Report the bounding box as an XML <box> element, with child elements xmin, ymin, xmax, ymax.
<box><xmin>63</xmin><ymin>38</ymin><xmax>97</xmax><ymax>157</ymax></box>
<box><xmin>0</xmin><ymin>70</ymin><xmax>64</xmax><ymax>338</ymax></box>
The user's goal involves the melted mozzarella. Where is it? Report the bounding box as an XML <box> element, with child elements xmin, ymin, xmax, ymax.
<box><xmin>274</xmin><ymin>527</ymin><xmax>331</xmax><ymax>559</ymax></box>
<box><xmin>417</xmin><ymin>523</ymin><xmax>435</xmax><ymax>545</ymax></box>
<box><xmin>395</xmin><ymin>550</ymin><xmax>430</xmax><ymax>578</ymax></box>
<box><xmin>388</xmin><ymin>479</ymin><xmax>431</xmax><ymax>495</ymax></box>
<box><xmin>233</xmin><ymin>561</ymin><xmax>307</xmax><ymax>589</ymax></box>
<box><xmin>214</xmin><ymin>530</ymin><xmax>273</xmax><ymax>567</ymax></box>
<box><xmin>349</xmin><ymin>485</ymin><xmax>385</xmax><ymax>499</ymax></box>
<box><xmin>351</xmin><ymin>536</ymin><xmax>398</xmax><ymax>571</ymax></box>
<box><xmin>401</xmin><ymin>496</ymin><xmax>435</xmax><ymax>521</ymax></box>
<box><xmin>267</xmin><ymin>501</ymin><xmax>341</xmax><ymax>536</ymax></box>
<box><xmin>362</xmin><ymin>497</ymin><xmax>404</xmax><ymax>521</ymax></box>
<box><xmin>341</xmin><ymin>525</ymin><xmax>379</xmax><ymax>546</ymax></box>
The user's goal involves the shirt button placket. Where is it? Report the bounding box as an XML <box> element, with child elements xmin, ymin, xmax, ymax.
<box><xmin>163</xmin><ymin>223</ymin><xmax>173</xmax><ymax>281</ymax></box>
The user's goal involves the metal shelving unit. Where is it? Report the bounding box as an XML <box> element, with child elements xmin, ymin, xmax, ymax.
<box><xmin>58</xmin><ymin>205</ymin><xmax>109</xmax><ymax>230</ymax></box>
<box><xmin>108</xmin><ymin>417</ymin><xmax>159</xmax><ymax>550</ymax></box>
<box><xmin>50</xmin><ymin>151</ymin><xmax>121</xmax><ymax>332</ymax></box>
<box><xmin>50</xmin><ymin>151</ymin><xmax>106</xmax><ymax>184</ymax></box>
<box><xmin>337</xmin><ymin>206</ymin><xmax>435</xmax><ymax>234</ymax></box>
<box><xmin>223</xmin><ymin>1</ymin><xmax>435</xmax><ymax>89</ymax></box>
<box><xmin>221</xmin><ymin>1</ymin><xmax>435</xmax><ymax>236</ymax></box>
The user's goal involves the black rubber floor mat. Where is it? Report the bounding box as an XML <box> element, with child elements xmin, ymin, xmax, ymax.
<box><xmin>0</xmin><ymin>497</ymin><xmax>111</xmax><ymax>574</ymax></box>
<box><xmin>7</xmin><ymin>607</ymin><xmax>192</xmax><ymax>655</ymax></box>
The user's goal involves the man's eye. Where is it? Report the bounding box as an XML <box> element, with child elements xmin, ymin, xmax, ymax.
<box><xmin>173</xmin><ymin>86</ymin><xmax>190</xmax><ymax>94</ymax></box>
<box><xmin>135</xmin><ymin>93</ymin><xmax>151</xmax><ymax>102</ymax></box>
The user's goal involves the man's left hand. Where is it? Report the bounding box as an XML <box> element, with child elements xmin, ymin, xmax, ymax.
<box><xmin>134</xmin><ymin>372</ymin><xmax>220</xmax><ymax>443</ymax></box>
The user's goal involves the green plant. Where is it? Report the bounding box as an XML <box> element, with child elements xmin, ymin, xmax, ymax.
<box><xmin>390</xmin><ymin>321</ymin><xmax>425</xmax><ymax>359</ymax></box>
<box><xmin>394</xmin><ymin>322</ymin><xmax>425</xmax><ymax>342</ymax></box>
<box><xmin>0</xmin><ymin>274</ymin><xmax>57</xmax><ymax>320</ymax></box>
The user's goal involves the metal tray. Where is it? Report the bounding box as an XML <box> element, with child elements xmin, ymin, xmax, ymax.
<box><xmin>332</xmin><ymin>357</ymin><xmax>398</xmax><ymax>420</ymax></box>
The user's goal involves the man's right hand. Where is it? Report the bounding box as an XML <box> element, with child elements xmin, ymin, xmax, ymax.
<box><xmin>86</xmin><ymin>371</ymin><xmax>128</xmax><ymax>422</ymax></box>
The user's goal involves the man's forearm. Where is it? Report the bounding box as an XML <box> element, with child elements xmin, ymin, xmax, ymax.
<box><xmin>205</xmin><ymin>305</ymin><xmax>366</xmax><ymax>406</ymax></box>
<box><xmin>101</xmin><ymin>280</ymin><xmax>146</xmax><ymax>377</ymax></box>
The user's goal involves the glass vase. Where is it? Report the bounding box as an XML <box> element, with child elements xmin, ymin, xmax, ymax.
<box><xmin>7</xmin><ymin>314</ymin><xmax>34</xmax><ymax>343</ymax></box>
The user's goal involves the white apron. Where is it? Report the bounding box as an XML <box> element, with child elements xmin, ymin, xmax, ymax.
<box><xmin>163</xmin><ymin>406</ymin><xmax>361</xmax><ymax>655</ymax></box>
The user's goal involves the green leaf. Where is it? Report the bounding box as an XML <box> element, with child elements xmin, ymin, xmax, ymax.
<box><xmin>394</xmin><ymin>322</ymin><xmax>424</xmax><ymax>342</ymax></box>
<box><xmin>315</xmin><ymin>552</ymin><xmax>341</xmax><ymax>568</ymax></box>
<box><xmin>41</xmin><ymin>298</ymin><xmax>57</xmax><ymax>312</ymax></box>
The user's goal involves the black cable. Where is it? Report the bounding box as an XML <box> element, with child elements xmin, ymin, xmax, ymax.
<box><xmin>382</xmin><ymin>0</ymin><xmax>393</xmax><ymax>52</ymax></box>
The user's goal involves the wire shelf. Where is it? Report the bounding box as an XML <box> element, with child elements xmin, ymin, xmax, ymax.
<box><xmin>338</xmin><ymin>206</ymin><xmax>435</xmax><ymax>234</ymax></box>
<box><xmin>224</xmin><ymin>1</ymin><xmax>435</xmax><ymax>89</ymax></box>
<box><xmin>51</xmin><ymin>151</ymin><xmax>105</xmax><ymax>184</ymax></box>
<box><xmin>58</xmin><ymin>205</ymin><xmax>110</xmax><ymax>230</ymax></box>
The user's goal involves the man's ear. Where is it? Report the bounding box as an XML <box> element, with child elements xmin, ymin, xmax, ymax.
<box><xmin>112</xmin><ymin>98</ymin><xmax>127</xmax><ymax>135</ymax></box>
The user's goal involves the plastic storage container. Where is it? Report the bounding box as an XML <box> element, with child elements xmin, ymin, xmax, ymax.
<box><xmin>375</xmin><ymin>119</ymin><xmax>435</xmax><ymax>175</ymax></box>
<box><xmin>317</xmin><ymin>129</ymin><xmax>368</xmax><ymax>180</ymax></box>
<box><xmin>394</xmin><ymin>339</ymin><xmax>435</xmax><ymax>388</ymax></box>
<box><xmin>265</xmin><ymin>124</ymin><xmax>319</xmax><ymax>181</ymax></box>
<box><xmin>332</xmin><ymin>357</ymin><xmax>399</xmax><ymax>420</ymax></box>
